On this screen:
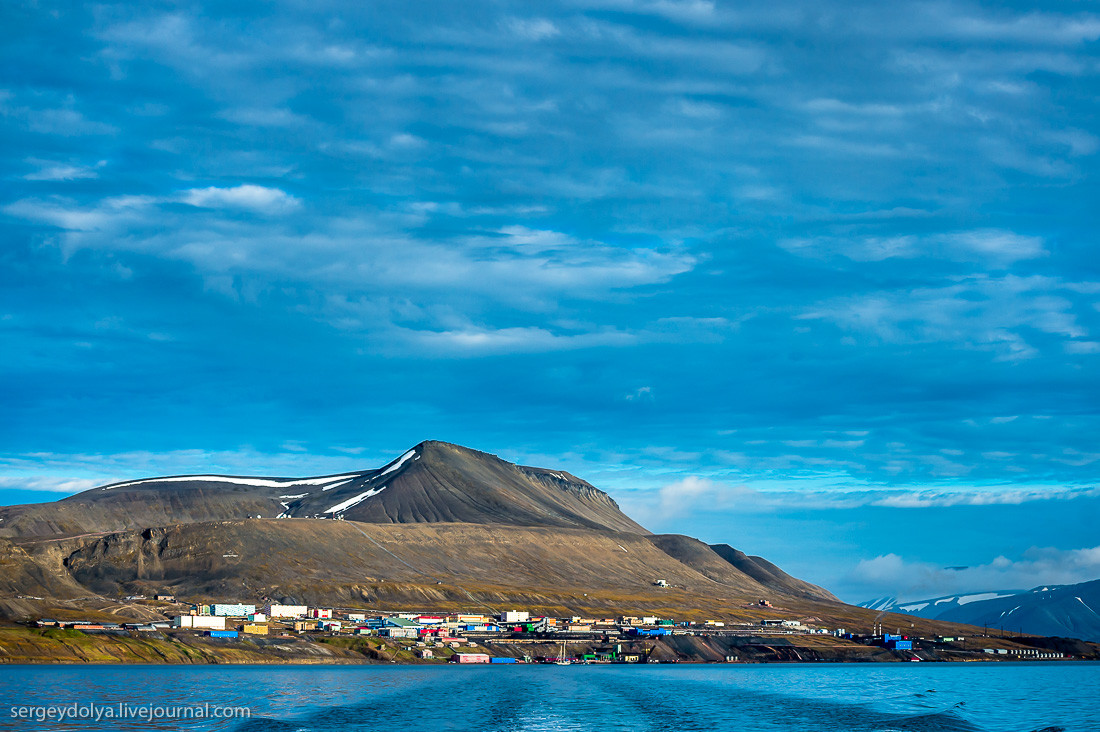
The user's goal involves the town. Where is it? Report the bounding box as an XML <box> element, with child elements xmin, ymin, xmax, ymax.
<box><xmin>31</xmin><ymin>594</ymin><xmax>1068</xmax><ymax>664</ymax></box>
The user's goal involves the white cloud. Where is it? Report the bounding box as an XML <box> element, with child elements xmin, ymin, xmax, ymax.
<box><xmin>657</xmin><ymin>476</ymin><xmax>720</xmax><ymax>518</ymax></box>
<box><xmin>871</xmin><ymin>485</ymin><xmax>1100</xmax><ymax>508</ymax></box>
<box><xmin>0</xmin><ymin>477</ymin><xmax>101</xmax><ymax>494</ymax></box>
<box><xmin>24</xmin><ymin>159</ymin><xmax>105</xmax><ymax>181</ymax></box>
<box><xmin>936</xmin><ymin>12</ymin><xmax>1100</xmax><ymax>45</ymax></box>
<box><xmin>942</xmin><ymin>229</ymin><xmax>1045</xmax><ymax>264</ymax></box>
<box><xmin>399</xmin><ymin>325</ymin><xmax>636</xmax><ymax>356</ymax></box>
<box><xmin>503</xmin><ymin>17</ymin><xmax>561</xmax><ymax>41</ymax></box>
<box><xmin>799</xmin><ymin>274</ymin><xmax>1090</xmax><ymax>360</ymax></box>
<box><xmin>847</xmin><ymin>545</ymin><xmax>1100</xmax><ymax>601</ymax></box>
<box><xmin>780</xmin><ymin>228</ymin><xmax>1045</xmax><ymax>265</ymax></box>
<box><xmin>180</xmin><ymin>185</ymin><xmax>300</xmax><ymax>213</ymax></box>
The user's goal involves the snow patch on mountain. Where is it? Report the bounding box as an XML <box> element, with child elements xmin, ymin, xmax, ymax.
<box><xmin>104</xmin><ymin>473</ymin><xmax>362</xmax><ymax>491</ymax></box>
<box><xmin>377</xmin><ymin>449</ymin><xmax>417</xmax><ymax>478</ymax></box>
<box><xmin>325</xmin><ymin>486</ymin><xmax>386</xmax><ymax>514</ymax></box>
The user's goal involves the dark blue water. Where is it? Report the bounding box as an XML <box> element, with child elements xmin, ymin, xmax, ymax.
<box><xmin>1</xmin><ymin>663</ymin><xmax>1095</xmax><ymax>732</ymax></box>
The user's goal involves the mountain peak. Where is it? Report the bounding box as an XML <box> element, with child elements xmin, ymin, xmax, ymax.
<box><xmin>0</xmin><ymin>441</ymin><xmax>646</xmax><ymax>538</ymax></box>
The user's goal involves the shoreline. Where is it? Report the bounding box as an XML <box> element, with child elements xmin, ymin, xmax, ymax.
<box><xmin>2</xmin><ymin>627</ymin><xmax>1092</xmax><ymax>666</ymax></box>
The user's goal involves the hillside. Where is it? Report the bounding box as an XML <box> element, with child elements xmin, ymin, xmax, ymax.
<box><xmin>0</xmin><ymin>441</ymin><xmax>646</xmax><ymax>538</ymax></box>
<box><xmin>8</xmin><ymin>518</ymin><xmax>972</xmax><ymax>636</ymax></box>
<box><xmin>858</xmin><ymin>591</ymin><xmax>1025</xmax><ymax>619</ymax></box>
<box><xmin>0</xmin><ymin>440</ymin><xmax>855</xmax><ymax>623</ymax></box>
<box><xmin>1</xmin><ymin>439</ymin><xmax>1061</xmax><ymax>649</ymax></box>
<box><xmin>859</xmin><ymin>582</ymin><xmax>1100</xmax><ymax>643</ymax></box>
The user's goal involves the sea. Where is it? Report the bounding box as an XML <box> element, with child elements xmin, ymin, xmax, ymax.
<box><xmin>1</xmin><ymin>662</ymin><xmax>1096</xmax><ymax>732</ymax></box>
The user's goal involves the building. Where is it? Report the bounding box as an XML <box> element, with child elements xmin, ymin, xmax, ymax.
<box><xmin>309</xmin><ymin>608</ymin><xmax>333</xmax><ymax>619</ymax></box>
<box><xmin>451</xmin><ymin>653</ymin><xmax>491</xmax><ymax>664</ymax></box>
<box><xmin>212</xmin><ymin>604</ymin><xmax>256</xmax><ymax>617</ymax></box>
<box><xmin>154</xmin><ymin>594</ymin><xmax>175</xmax><ymax>602</ymax></box>
<box><xmin>384</xmin><ymin>617</ymin><xmax>423</xmax><ymax>630</ymax></box>
<box><xmin>500</xmin><ymin>611</ymin><xmax>529</xmax><ymax>623</ymax></box>
<box><xmin>416</xmin><ymin>615</ymin><xmax>446</xmax><ymax>625</ymax></box>
<box><xmin>206</xmin><ymin>630</ymin><xmax>238</xmax><ymax>639</ymax></box>
<box><xmin>242</xmin><ymin>624</ymin><xmax>269</xmax><ymax>636</ymax></box>
<box><xmin>173</xmin><ymin>615</ymin><xmax>226</xmax><ymax>630</ymax></box>
<box><xmin>380</xmin><ymin>627</ymin><xmax>419</xmax><ymax>638</ymax></box>
<box><xmin>416</xmin><ymin>649</ymin><xmax>434</xmax><ymax>659</ymax></box>
<box><xmin>266</xmin><ymin>604</ymin><xmax>308</xmax><ymax>618</ymax></box>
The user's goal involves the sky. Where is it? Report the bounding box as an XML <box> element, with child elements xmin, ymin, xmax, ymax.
<box><xmin>2</xmin><ymin>0</ymin><xmax>1099</xmax><ymax>603</ymax></box>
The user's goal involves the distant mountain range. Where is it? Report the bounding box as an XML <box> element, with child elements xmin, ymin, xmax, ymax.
<box><xmin>860</xmin><ymin>581</ymin><xmax>1100</xmax><ymax>642</ymax></box>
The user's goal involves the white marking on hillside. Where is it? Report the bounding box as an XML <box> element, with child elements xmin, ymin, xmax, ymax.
<box><xmin>104</xmin><ymin>473</ymin><xmax>362</xmax><ymax>490</ymax></box>
<box><xmin>320</xmin><ymin>478</ymin><xmax>355</xmax><ymax>492</ymax></box>
<box><xmin>899</xmin><ymin>602</ymin><xmax>929</xmax><ymax>612</ymax></box>
<box><xmin>617</xmin><ymin>544</ymin><xmax>628</xmax><ymax>553</ymax></box>
<box><xmin>377</xmin><ymin>449</ymin><xmax>417</xmax><ymax>478</ymax></box>
<box><xmin>325</xmin><ymin>486</ymin><xmax>386</xmax><ymax>514</ymax></box>
<box><xmin>279</xmin><ymin>493</ymin><xmax>308</xmax><ymax>499</ymax></box>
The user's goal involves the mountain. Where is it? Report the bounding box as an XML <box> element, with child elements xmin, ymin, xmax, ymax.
<box><xmin>860</xmin><ymin>582</ymin><xmax>1100</xmax><ymax>642</ymax></box>
<box><xmin>857</xmin><ymin>591</ymin><xmax>1024</xmax><ymax>620</ymax></box>
<box><xmin>0</xmin><ymin>440</ymin><xmax>863</xmax><ymax>623</ymax></box>
<box><xmin>708</xmin><ymin>544</ymin><xmax>835</xmax><ymax>602</ymax></box>
<box><xmin>0</xmin><ymin>441</ymin><xmax>646</xmax><ymax>539</ymax></box>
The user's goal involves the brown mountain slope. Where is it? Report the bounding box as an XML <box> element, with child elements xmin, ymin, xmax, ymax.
<box><xmin>708</xmin><ymin>544</ymin><xmax>839</xmax><ymax>602</ymax></box>
<box><xmin>0</xmin><ymin>441</ymin><xmax>645</xmax><ymax>538</ymax></box>
<box><xmin>328</xmin><ymin>442</ymin><xmax>646</xmax><ymax>533</ymax></box>
<box><xmin>8</xmin><ymin>518</ymin><xmax>986</xmax><ymax>638</ymax></box>
<box><xmin>0</xmin><ymin>440</ymin><xmax>843</xmax><ymax>622</ymax></box>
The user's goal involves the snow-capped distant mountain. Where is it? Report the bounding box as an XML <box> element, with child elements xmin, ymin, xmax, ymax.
<box><xmin>859</xmin><ymin>581</ymin><xmax>1100</xmax><ymax>642</ymax></box>
<box><xmin>858</xmin><ymin>591</ymin><xmax>1023</xmax><ymax>619</ymax></box>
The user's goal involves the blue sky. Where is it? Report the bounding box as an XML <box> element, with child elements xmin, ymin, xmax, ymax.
<box><xmin>2</xmin><ymin>0</ymin><xmax>1099</xmax><ymax>602</ymax></box>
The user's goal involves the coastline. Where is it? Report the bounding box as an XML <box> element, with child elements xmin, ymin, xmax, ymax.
<box><xmin>3</xmin><ymin>627</ymin><xmax>1093</xmax><ymax>666</ymax></box>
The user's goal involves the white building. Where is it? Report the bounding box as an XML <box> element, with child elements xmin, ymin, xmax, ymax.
<box><xmin>500</xmin><ymin>611</ymin><xmax>529</xmax><ymax>623</ymax></box>
<box><xmin>266</xmin><ymin>604</ymin><xmax>308</xmax><ymax>618</ymax></box>
<box><xmin>212</xmin><ymin>603</ymin><xmax>255</xmax><ymax>617</ymax></box>
<box><xmin>172</xmin><ymin>615</ymin><xmax>226</xmax><ymax>630</ymax></box>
